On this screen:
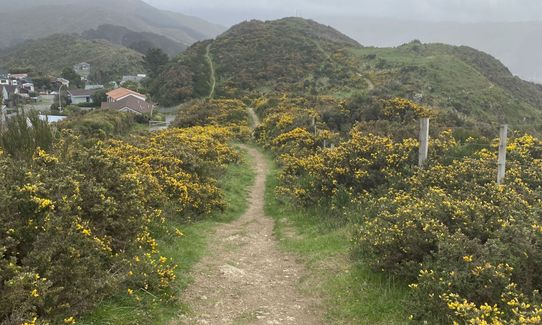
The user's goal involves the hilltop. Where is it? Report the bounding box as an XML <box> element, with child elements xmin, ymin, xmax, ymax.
<box><xmin>150</xmin><ymin>18</ymin><xmax>362</xmax><ymax>105</ymax></box>
<box><xmin>0</xmin><ymin>0</ymin><xmax>224</xmax><ymax>49</ymax></box>
<box><xmin>150</xmin><ymin>17</ymin><xmax>542</xmax><ymax>123</ymax></box>
<box><xmin>0</xmin><ymin>34</ymin><xmax>144</xmax><ymax>82</ymax></box>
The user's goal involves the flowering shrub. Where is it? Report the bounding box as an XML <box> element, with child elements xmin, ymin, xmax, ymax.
<box><xmin>0</xmin><ymin>122</ymin><xmax>240</xmax><ymax>323</ymax></box>
<box><xmin>353</xmin><ymin>135</ymin><xmax>542</xmax><ymax>323</ymax></box>
<box><xmin>381</xmin><ymin>97</ymin><xmax>434</xmax><ymax>120</ymax></box>
<box><xmin>172</xmin><ymin>99</ymin><xmax>251</xmax><ymax>140</ymax></box>
<box><xmin>253</xmin><ymin>92</ymin><xmax>542</xmax><ymax>323</ymax></box>
<box><xmin>105</xmin><ymin>126</ymin><xmax>240</xmax><ymax>217</ymax></box>
<box><xmin>278</xmin><ymin>128</ymin><xmax>418</xmax><ymax>206</ymax></box>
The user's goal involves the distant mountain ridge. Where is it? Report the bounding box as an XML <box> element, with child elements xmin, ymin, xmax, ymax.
<box><xmin>0</xmin><ymin>0</ymin><xmax>225</xmax><ymax>48</ymax></box>
<box><xmin>82</xmin><ymin>24</ymin><xmax>187</xmax><ymax>57</ymax></box>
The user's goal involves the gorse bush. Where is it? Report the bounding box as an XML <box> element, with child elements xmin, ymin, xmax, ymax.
<box><xmin>0</xmin><ymin>115</ymin><xmax>240</xmax><ymax>324</ymax></box>
<box><xmin>256</xmin><ymin>93</ymin><xmax>542</xmax><ymax>323</ymax></box>
<box><xmin>57</xmin><ymin>110</ymin><xmax>136</xmax><ymax>138</ymax></box>
<box><xmin>357</xmin><ymin>136</ymin><xmax>542</xmax><ymax>323</ymax></box>
<box><xmin>172</xmin><ymin>99</ymin><xmax>251</xmax><ymax>140</ymax></box>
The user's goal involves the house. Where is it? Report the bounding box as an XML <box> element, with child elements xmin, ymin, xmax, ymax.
<box><xmin>21</xmin><ymin>83</ymin><xmax>34</xmax><ymax>93</ymax></box>
<box><xmin>101</xmin><ymin>96</ymin><xmax>153</xmax><ymax>115</ymax></box>
<box><xmin>73</xmin><ymin>62</ymin><xmax>91</xmax><ymax>79</ymax></box>
<box><xmin>121</xmin><ymin>74</ymin><xmax>147</xmax><ymax>85</ymax></box>
<box><xmin>67</xmin><ymin>89</ymin><xmax>99</xmax><ymax>105</ymax></box>
<box><xmin>85</xmin><ymin>84</ymin><xmax>104</xmax><ymax>90</ymax></box>
<box><xmin>9</xmin><ymin>73</ymin><xmax>29</xmax><ymax>80</ymax></box>
<box><xmin>56</xmin><ymin>78</ymin><xmax>70</xmax><ymax>87</ymax></box>
<box><xmin>106</xmin><ymin>87</ymin><xmax>146</xmax><ymax>103</ymax></box>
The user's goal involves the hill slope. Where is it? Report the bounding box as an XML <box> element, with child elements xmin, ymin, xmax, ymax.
<box><xmin>0</xmin><ymin>34</ymin><xmax>144</xmax><ymax>82</ymax></box>
<box><xmin>0</xmin><ymin>0</ymin><xmax>224</xmax><ymax>48</ymax></box>
<box><xmin>82</xmin><ymin>24</ymin><xmax>186</xmax><ymax>57</ymax></box>
<box><xmin>150</xmin><ymin>17</ymin><xmax>542</xmax><ymax>124</ymax></box>
<box><xmin>150</xmin><ymin>18</ymin><xmax>362</xmax><ymax>105</ymax></box>
<box><xmin>319</xmin><ymin>18</ymin><xmax>542</xmax><ymax>84</ymax></box>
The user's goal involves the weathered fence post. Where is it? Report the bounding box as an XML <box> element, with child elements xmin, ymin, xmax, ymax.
<box><xmin>497</xmin><ymin>124</ymin><xmax>508</xmax><ymax>185</ymax></box>
<box><xmin>0</xmin><ymin>106</ymin><xmax>5</xmax><ymax>133</ymax></box>
<box><xmin>418</xmin><ymin>118</ymin><xmax>430</xmax><ymax>167</ymax></box>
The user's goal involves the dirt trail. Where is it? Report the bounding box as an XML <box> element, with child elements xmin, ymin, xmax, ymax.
<box><xmin>247</xmin><ymin>107</ymin><xmax>260</xmax><ymax>128</ymax></box>
<box><xmin>365</xmin><ymin>77</ymin><xmax>375</xmax><ymax>91</ymax></box>
<box><xmin>205</xmin><ymin>43</ymin><xmax>216</xmax><ymax>99</ymax></box>
<box><xmin>172</xmin><ymin>145</ymin><xmax>322</xmax><ymax>325</ymax></box>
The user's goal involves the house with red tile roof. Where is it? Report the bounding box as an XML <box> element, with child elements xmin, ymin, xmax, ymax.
<box><xmin>106</xmin><ymin>87</ymin><xmax>146</xmax><ymax>103</ymax></box>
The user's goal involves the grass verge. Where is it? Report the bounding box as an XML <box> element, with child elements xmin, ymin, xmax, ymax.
<box><xmin>264</xmin><ymin>154</ymin><xmax>409</xmax><ymax>324</ymax></box>
<box><xmin>80</xmin><ymin>145</ymin><xmax>255</xmax><ymax>325</ymax></box>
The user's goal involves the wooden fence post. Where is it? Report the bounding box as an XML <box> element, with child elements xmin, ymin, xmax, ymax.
<box><xmin>0</xmin><ymin>106</ymin><xmax>5</xmax><ymax>133</ymax></box>
<box><xmin>418</xmin><ymin>118</ymin><xmax>430</xmax><ymax>168</ymax></box>
<box><xmin>497</xmin><ymin>124</ymin><xmax>508</xmax><ymax>185</ymax></box>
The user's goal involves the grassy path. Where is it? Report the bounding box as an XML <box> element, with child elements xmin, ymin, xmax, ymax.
<box><xmin>205</xmin><ymin>44</ymin><xmax>216</xmax><ymax>99</ymax></box>
<box><xmin>173</xmin><ymin>145</ymin><xmax>323</xmax><ymax>324</ymax></box>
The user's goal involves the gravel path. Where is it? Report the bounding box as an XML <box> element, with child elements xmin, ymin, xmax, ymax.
<box><xmin>172</xmin><ymin>145</ymin><xmax>322</xmax><ymax>325</ymax></box>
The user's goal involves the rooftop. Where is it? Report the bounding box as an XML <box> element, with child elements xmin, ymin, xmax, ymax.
<box><xmin>101</xmin><ymin>96</ymin><xmax>153</xmax><ymax>115</ymax></box>
<box><xmin>68</xmin><ymin>89</ymin><xmax>98</xmax><ymax>97</ymax></box>
<box><xmin>106</xmin><ymin>87</ymin><xmax>145</xmax><ymax>101</ymax></box>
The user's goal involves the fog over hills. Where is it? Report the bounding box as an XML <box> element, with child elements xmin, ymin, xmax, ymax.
<box><xmin>0</xmin><ymin>0</ymin><xmax>225</xmax><ymax>49</ymax></box>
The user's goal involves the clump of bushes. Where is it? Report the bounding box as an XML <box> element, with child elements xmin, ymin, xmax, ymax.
<box><xmin>57</xmin><ymin>110</ymin><xmax>136</xmax><ymax>137</ymax></box>
<box><xmin>0</xmin><ymin>113</ymin><xmax>240</xmax><ymax>323</ymax></box>
<box><xmin>353</xmin><ymin>135</ymin><xmax>542</xmax><ymax>323</ymax></box>
<box><xmin>172</xmin><ymin>99</ymin><xmax>251</xmax><ymax>140</ymax></box>
<box><xmin>256</xmin><ymin>93</ymin><xmax>542</xmax><ymax>323</ymax></box>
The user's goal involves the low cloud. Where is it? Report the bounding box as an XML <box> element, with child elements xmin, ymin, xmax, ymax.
<box><xmin>145</xmin><ymin>0</ymin><xmax>542</xmax><ymax>25</ymax></box>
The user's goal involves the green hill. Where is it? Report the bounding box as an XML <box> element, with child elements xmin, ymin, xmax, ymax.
<box><xmin>352</xmin><ymin>41</ymin><xmax>542</xmax><ymax>122</ymax></box>
<box><xmin>150</xmin><ymin>17</ymin><xmax>362</xmax><ymax>105</ymax></box>
<box><xmin>0</xmin><ymin>34</ymin><xmax>144</xmax><ymax>82</ymax></box>
<box><xmin>150</xmin><ymin>17</ymin><xmax>542</xmax><ymax>124</ymax></box>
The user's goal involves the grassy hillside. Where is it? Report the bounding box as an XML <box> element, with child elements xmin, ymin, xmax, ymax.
<box><xmin>0</xmin><ymin>34</ymin><xmax>144</xmax><ymax>82</ymax></box>
<box><xmin>350</xmin><ymin>41</ymin><xmax>542</xmax><ymax>123</ymax></box>
<box><xmin>0</xmin><ymin>0</ymin><xmax>224</xmax><ymax>49</ymax></box>
<box><xmin>150</xmin><ymin>17</ymin><xmax>542</xmax><ymax>124</ymax></box>
<box><xmin>211</xmin><ymin>18</ymin><xmax>361</xmax><ymax>96</ymax></box>
<box><xmin>151</xmin><ymin>18</ymin><xmax>363</xmax><ymax>105</ymax></box>
<box><xmin>319</xmin><ymin>18</ymin><xmax>542</xmax><ymax>84</ymax></box>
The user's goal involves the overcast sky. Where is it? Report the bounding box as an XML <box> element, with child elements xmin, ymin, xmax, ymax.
<box><xmin>144</xmin><ymin>0</ymin><xmax>542</xmax><ymax>26</ymax></box>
